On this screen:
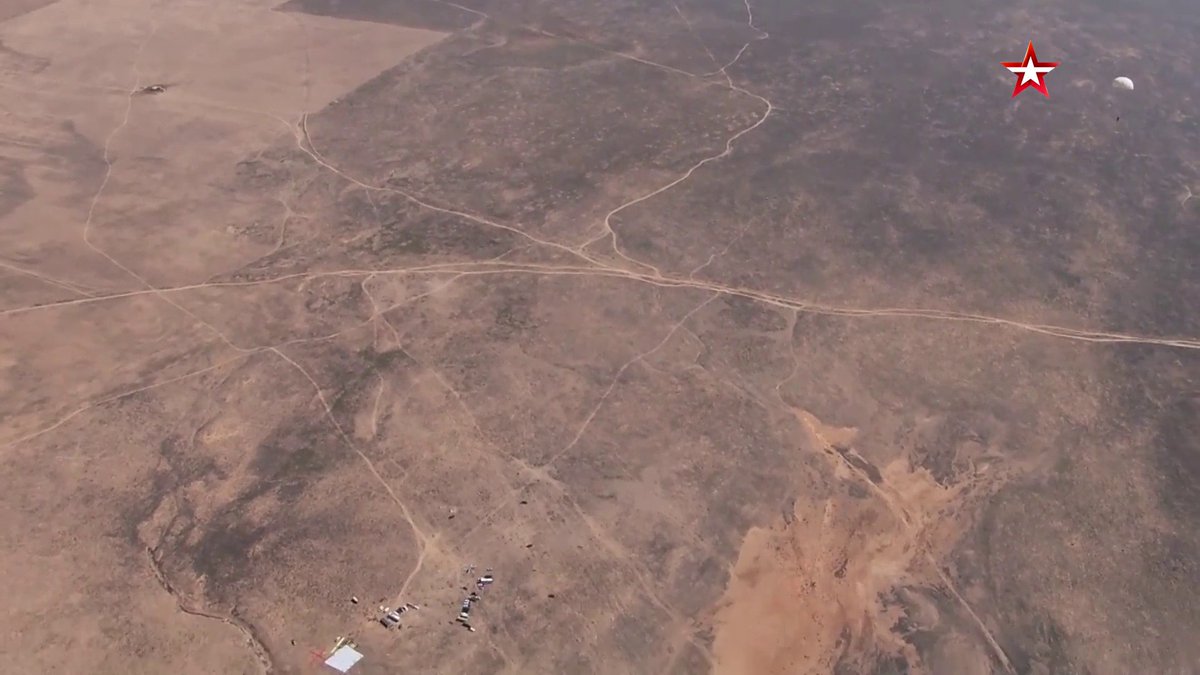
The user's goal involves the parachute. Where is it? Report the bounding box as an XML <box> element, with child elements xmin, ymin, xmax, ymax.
<box><xmin>1113</xmin><ymin>76</ymin><xmax>1134</xmax><ymax>90</ymax></box>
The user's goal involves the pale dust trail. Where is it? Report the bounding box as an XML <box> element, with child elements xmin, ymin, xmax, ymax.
<box><xmin>423</xmin><ymin>0</ymin><xmax>489</xmax><ymax>23</ymax></box>
<box><xmin>201</xmin><ymin>183</ymin><xmax>303</xmax><ymax>285</ymax></box>
<box><xmin>548</xmin><ymin>294</ymin><xmax>719</xmax><ymax>469</ymax></box>
<box><xmin>2</xmin><ymin>3</ymin><xmax>1190</xmax><ymax>643</ymax></box>
<box><xmin>456</xmin><ymin>292</ymin><xmax>720</xmax><ymax>547</ymax></box>
<box><xmin>297</xmin><ymin>0</ymin><xmax>760</xmax><ymax>281</ymax></box>
<box><xmin>361</xmin><ymin>273</ymin><xmax>520</xmax><ymax>605</ymax></box>
<box><xmin>6</xmin><ymin>7</ymin><xmax>1193</xmax><ymax>354</ymax></box>
<box><xmin>359</xmin><ymin>275</ymin><xmax>480</xmax><ymax>604</ymax></box>
<box><xmin>247</xmin><ymin>264</ymin><xmax>489</xmax><ymax>354</ymax></box>
<box><xmin>521</xmin><ymin>23</ymin><xmax>703</xmax><ymax>82</ymax></box>
<box><xmin>0</xmin><ymin>259</ymin><xmax>566</xmax><ymax>318</ymax></box>
<box><xmin>298</xmin><ymin>113</ymin><xmax>598</xmax><ymax>269</ymax></box>
<box><xmin>688</xmin><ymin>218</ymin><xmax>750</xmax><ymax>278</ymax></box>
<box><xmin>20</xmin><ymin>253</ymin><xmax>1200</xmax><ymax>452</ymax></box>
<box><xmin>0</xmin><ymin>263</ymin><xmax>584</xmax><ymax>456</ymax></box>
<box><xmin>10</xmin><ymin>258</ymin><xmax>1200</xmax><ymax>352</ymax></box>
<box><xmin>451</xmin><ymin>295</ymin><xmax>722</xmax><ymax>665</ymax></box>
<box><xmin>2</xmin><ymin>274</ymin><xmax>479</xmax><ymax>452</ymax></box>
<box><xmin>8</xmin><ymin>4</ymin><xmax>469</xmax><ymax>665</ymax></box>
<box><xmin>678</xmin><ymin>0</ymin><xmax>763</xmax><ymax>278</ymax></box>
<box><xmin>3</xmin><ymin>0</ymin><xmax>1178</xmax><ymax>668</ymax></box>
<box><xmin>10</xmin><ymin>256</ymin><xmax>1200</xmax><ymax>351</ymax></box>
<box><xmin>703</xmin><ymin>41</ymin><xmax>751</xmax><ymax>81</ymax></box>
<box><xmin>1</xmin><ymin>14</ymin><xmax>280</xmax><ymax>451</ymax></box>
<box><xmin>363</xmin><ymin>271</ymin><xmax>722</xmax><ymax>634</ymax></box>
<box><xmin>0</xmin><ymin>259</ymin><xmax>98</xmax><ymax>298</ymax></box>
<box><xmin>269</xmin><ymin>346</ymin><xmax>430</xmax><ymax>554</ymax></box>
<box><xmin>673</xmin><ymin>0</ymin><xmax>765</xmax><ymax>88</ymax></box>
<box><xmin>932</xmin><ymin>560</ymin><xmax>1016</xmax><ymax>675</ymax></box>
<box><xmin>363</xmin><ymin>268</ymin><xmax>688</xmax><ymax>617</ymax></box>
<box><xmin>274</xmin><ymin>341</ymin><xmax>431</xmax><ymax>560</ymax></box>
<box><xmin>575</xmin><ymin>69</ymin><xmax>773</xmax><ymax>277</ymax></box>
<box><xmin>742</xmin><ymin>0</ymin><xmax>767</xmax><ymax>36</ymax></box>
<box><xmin>199</xmin><ymin>132</ymin><xmax>309</xmax><ymax>284</ymax></box>
<box><xmin>366</xmin><ymin>277</ymin><xmax>498</xmax><ymax>460</ymax></box>
<box><xmin>671</xmin><ymin>1</ymin><xmax>727</xmax><ymax>85</ymax></box>
<box><xmin>75</xmin><ymin>19</ymin><xmax>253</xmax><ymax>356</ymax></box>
<box><xmin>0</xmin><ymin>351</ymin><xmax>256</xmax><ymax>449</ymax></box>
<box><xmin>286</xmin><ymin>10</ymin><xmax>313</xmax><ymax>112</ymax></box>
<box><xmin>576</xmin><ymin>0</ymin><xmax>772</xmax><ymax>267</ymax></box>
<box><xmin>361</xmin><ymin>277</ymin><xmax>569</xmax><ymax>675</ymax></box>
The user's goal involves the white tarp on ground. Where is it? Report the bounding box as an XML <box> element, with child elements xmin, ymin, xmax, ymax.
<box><xmin>325</xmin><ymin>646</ymin><xmax>364</xmax><ymax>673</ymax></box>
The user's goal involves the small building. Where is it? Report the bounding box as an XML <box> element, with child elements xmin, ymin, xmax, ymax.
<box><xmin>324</xmin><ymin>645</ymin><xmax>364</xmax><ymax>673</ymax></box>
<box><xmin>379</xmin><ymin>610</ymin><xmax>402</xmax><ymax>629</ymax></box>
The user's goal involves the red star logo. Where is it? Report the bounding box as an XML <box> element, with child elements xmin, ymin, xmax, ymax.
<box><xmin>1001</xmin><ymin>41</ymin><xmax>1059</xmax><ymax>98</ymax></box>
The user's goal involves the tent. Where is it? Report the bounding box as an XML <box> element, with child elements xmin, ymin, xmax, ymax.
<box><xmin>324</xmin><ymin>645</ymin><xmax>364</xmax><ymax>673</ymax></box>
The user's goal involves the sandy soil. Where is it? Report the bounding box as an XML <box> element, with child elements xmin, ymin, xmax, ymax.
<box><xmin>3</xmin><ymin>0</ymin><xmax>1199</xmax><ymax>673</ymax></box>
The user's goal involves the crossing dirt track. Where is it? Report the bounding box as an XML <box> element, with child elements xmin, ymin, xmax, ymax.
<box><xmin>2</xmin><ymin>0</ymin><xmax>1199</xmax><ymax>673</ymax></box>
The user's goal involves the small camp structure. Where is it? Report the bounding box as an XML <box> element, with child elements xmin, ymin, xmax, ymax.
<box><xmin>324</xmin><ymin>645</ymin><xmax>364</xmax><ymax>673</ymax></box>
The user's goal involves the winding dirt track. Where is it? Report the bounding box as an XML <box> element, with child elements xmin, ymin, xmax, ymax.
<box><xmin>2</xmin><ymin>0</ymin><xmax>1197</xmax><ymax>672</ymax></box>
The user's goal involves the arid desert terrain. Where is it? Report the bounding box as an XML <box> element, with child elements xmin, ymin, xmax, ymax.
<box><xmin>2</xmin><ymin>0</ymin><xmax>1199</xmax><ymax>672</ymax></box>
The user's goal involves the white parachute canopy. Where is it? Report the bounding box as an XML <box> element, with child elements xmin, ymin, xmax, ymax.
<box><xmin>1113</xmin><ymin>76</ymin><xmax>1135</xmax><ymax>90</ymax></box>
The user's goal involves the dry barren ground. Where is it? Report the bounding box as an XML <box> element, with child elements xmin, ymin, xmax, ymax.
<box><xmin>2</xmin><ymin>0</ymin><xmax>1199</xmax><ymax>673</ymax></box>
